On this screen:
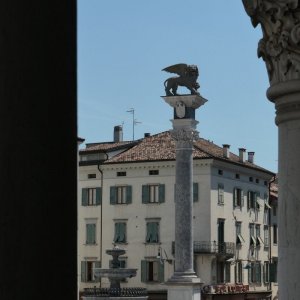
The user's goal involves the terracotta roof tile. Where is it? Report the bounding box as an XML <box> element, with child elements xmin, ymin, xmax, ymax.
<box><xmin>98</xmin><ymin>131</ymin><xmax>274</xmax><ymax>174</ymax></box>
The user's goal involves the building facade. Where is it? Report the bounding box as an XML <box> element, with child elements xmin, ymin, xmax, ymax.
<box><xmin>78</xmin><ymin>130</ymin><xmax>277</xmax><ymax>300</ymax></box>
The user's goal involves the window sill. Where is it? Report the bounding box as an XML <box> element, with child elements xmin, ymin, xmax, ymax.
<box><xmin>144</xmin><ymin>242</ymin><xmax>161</xmax><ymax>245</ymax></box>
<box><xmin>84</xmin><ymin>243</ymin><xmax>98</xmax><ymax>246</ymax></box>
<box><xmin>113</xmin><ymin>242</ymin><xmax>128</xmax><ymax>245</ymax></box>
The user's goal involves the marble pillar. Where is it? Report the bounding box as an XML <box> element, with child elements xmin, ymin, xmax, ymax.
<box><xmin>242</xmin><ymin>1</ymin><xmax>300</xmax><ymax>298</ymax></box>
<box><xmin>162</xmin><ymin>95</ymin><xmax>207</xmax><ymax>300</ymax></box>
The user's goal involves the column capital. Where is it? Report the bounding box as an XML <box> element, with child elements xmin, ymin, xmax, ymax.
<box><xmin>243</xmin><ymin>0</ymin><xmax>300</xmax><ymax>86</ymax></box>
<box><xmin>171</xmin><ymin>128</ymin><xmax>199</xmax><ymax>141</ymax></box>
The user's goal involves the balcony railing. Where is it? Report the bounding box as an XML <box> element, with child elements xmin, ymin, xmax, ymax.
<box><xmin>172</xmin><ymin>241</ymin><xmax>235</xmax><ymax>257</ymax></box>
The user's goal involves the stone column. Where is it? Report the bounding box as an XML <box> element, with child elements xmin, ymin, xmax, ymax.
<box><xmin>242</xmin><ymin>1</ymin><xmax>300</xmax><ymax>298</ymax></box>
<box><xmin>162</xmin><ymin>95</ymin><xmax>207</xmax><ymax>300</ymax></box>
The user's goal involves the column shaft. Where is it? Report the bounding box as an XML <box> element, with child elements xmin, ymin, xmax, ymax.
<box><xmin>174</xmin><ymin>145</ymin><xmax>194</xmax><ymax>275</ymax></box>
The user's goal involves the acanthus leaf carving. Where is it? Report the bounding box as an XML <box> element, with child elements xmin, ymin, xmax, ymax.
<box><xmin>243</xmin><ymin>0</ymin><xmax>300</xmax><ymax>85</ymax></box>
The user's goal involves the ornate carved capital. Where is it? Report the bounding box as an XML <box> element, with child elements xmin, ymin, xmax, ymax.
<box><xmin>243</xmin><ymin>0</ymin><xmax>300</xmax><ymax>85</ymax></box>
<box><xmin>170</xmin><ymin>129</ymin><xmax>199</xmax><ymax>142</ymax></box>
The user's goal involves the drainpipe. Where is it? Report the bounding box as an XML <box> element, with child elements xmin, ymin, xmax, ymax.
<box><xmin>97</xmin><ymin>153</ymin><xmax>109</xmax><ymax>287</ymax></box>
<box><xmin>268</xmin><ymin>175</ymin><xmax>276</xmax><ymax>293</ymax></box>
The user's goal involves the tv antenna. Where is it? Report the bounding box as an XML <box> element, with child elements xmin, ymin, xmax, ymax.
<box><xmin>126</xmin><ymin>108</ymin><xmax>141</xmax><ymax>140</ymax></box>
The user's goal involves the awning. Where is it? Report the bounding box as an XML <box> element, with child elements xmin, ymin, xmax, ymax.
<box><xmin>237</xmin><ymin>234</ymin><xmax>245</xmax><ymax>244</ymax></box>
<box><xmin>257</xmin><ymin>236</ymin><xmax>264</xmax><ymax>245</ymax></box>
<box><xmin>265</xmin><ymin>201</ymin><xmax>271</xmax><ymax>209</ymax></box>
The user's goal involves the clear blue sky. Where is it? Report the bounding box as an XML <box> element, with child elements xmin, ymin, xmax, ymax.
<box><xmin>78</xmin><ymin>0</ymin><xmax>278</xmax><ymax>173</ymax></box>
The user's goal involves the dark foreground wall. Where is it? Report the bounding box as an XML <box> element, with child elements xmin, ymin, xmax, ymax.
<box><xmin>0</xmin><ymin>1</ymin><xmax>77</xmax><ymax>299</ymax></box>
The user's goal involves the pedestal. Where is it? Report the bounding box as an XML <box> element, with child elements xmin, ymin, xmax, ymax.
<box><xmin>167</xmin><ymin>282</ymin><xmax>201</xmax><ymax>300</ymax></box>
<box><xmin>162</xmin><ymin>94</ymin><xmax>206</xmax><ymax>299</ymax></box>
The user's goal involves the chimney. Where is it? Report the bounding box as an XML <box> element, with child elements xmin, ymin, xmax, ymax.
<box><xmin>239</xmin><ymin>148</ymin><xmax>246</xmax><ymax>163</ymax></box>
<box><xmin>113</xmin><ymin>125</ymin><xmax>123</xmax><ymax>142</ymax></box>
<box><xmin>248</xmin><ymin>151</ymin><xmax>255</xmax><ymax>163</ymax></box>
<box><xmin>222</xmin><ymin>144</ymin><xmax>230</xmax><ymax>158</ymax></box>
<box><xmin>144</xmin><ymin>133</ymin><xmax>151</xmax><ymax>138</ymax></box>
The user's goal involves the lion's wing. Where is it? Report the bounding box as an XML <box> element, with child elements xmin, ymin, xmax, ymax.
<box><xmin>162</xmin><ymin>63</ymin><xmax>187</xmax><ymax>76</ymax></box>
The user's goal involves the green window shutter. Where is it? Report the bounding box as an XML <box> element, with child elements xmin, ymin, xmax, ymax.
<box><xmin>256</xmin><ymin>263</ymin><xmax>261</xmax><ymax>283</ymax></box>
<box><xmin>96</xmin><ymin>187</ymin><xmax>102</xmax><ymax>205</ymax></box>
<box><xmin>146</xmin><ymin>223</ymin><xmax>152</xmax><ymax>242</ymax></box>
<box><xmin>269</xmin><ymin>263</ymin><xmax>277</xmax><ymax>282</ymax></box>
<box><xmin>110</xmin><ymin>186</ymin><xmax>117</xmax><ymax>205</ymax></box>
<box><xmin>126</xmin><ymin>186</ymin><xmax>132</xmax><ymax>204</ymax></box>
<box><xmin>247</xmin><ymin>191</ymin><xmax>250</xmax><ymax>209</ymax></box>
<box><xmin>233</xmin><ymin>188</ymin><xmax>237</xmax><ymax>206</ymax></box>
<box><xmin>158</xmin><ymin>261</ymin><xmax>165</xmax><ymax>282</ymax></box>
<box><xmin>141</xmin><ymin>260</ymin><xmax>148</xmax><ymax>282</ymax></box>
<box><xmin>241</xmin><ymin>189</ymin><xmax>244</xmax><ymax>207</ymax></box>
<box><xmin>159</xmin><ymin>184</ymin><xmax>165</xmax><ymax>203</ymax></box>
<box><xmin>142</xmin><ymin>185</ymin><xmax>149</xmax><ymax>204</ymax></box>
<box><xmin>82</xmin><ymin>188</ymin><xmax>88</xmax><ymax>206</ymax></box>
<box><xmin>81</xmin><ymin>261</ymin><xmax>87</xmax><ymax>282</ymax></box>
<box><xmin>86</xmin><ymin>224</ymin><xmax>96</xmax><ymax>244</ymax></box>
<box><xmin>193</xmin><ymin>182</ymin><xmax>198</xmax><ymax>202</ymax></box>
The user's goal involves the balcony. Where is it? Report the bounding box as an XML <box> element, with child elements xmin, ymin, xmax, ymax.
<box><xmin>172</xmin><ymin>241</ymin><xmax>235</xmax><ymax>258</ymax></box>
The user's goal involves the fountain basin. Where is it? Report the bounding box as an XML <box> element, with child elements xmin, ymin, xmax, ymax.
<box><xmin>94</xmin><ymin>268</ymin><xmax>137</xmax><ymax>280</ymax></box>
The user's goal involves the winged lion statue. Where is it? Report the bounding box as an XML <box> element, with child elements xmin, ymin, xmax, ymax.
<box><xmin>162</xmin><ymin>63</ymin><xmax>200</xmax><ymax>96</ymax></box>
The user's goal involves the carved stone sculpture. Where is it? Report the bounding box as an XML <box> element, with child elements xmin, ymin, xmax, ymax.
<box><xmin>163</xmin><ymin>63</ymin><xmax>200</xmax><ymax>96</ymax></box>
<box><xmin>242</xmin><ymin>0</ymin><xmax>300</xmax><ymax>85</ymax></box>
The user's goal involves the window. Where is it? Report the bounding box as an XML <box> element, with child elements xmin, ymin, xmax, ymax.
<box><xmin>273</xmin><ymin>206</ymin><xmax>277</xmax><ymax>217</ymax></box>
<box><xmin>86</xmin><ymin>223</ymin><xmax>96</xmax><ymax>244</ymax></box>
<box><xmin>233</xmin><ymin>187</ymin><xmax>243</xmax><ymax>207</ymax></box>
<box><xmin>146</xmin><ymin>221</ymin><xmax>159</xmax><ymax>243</ymax></box>
<box><xmin>193</xmin><ymin>182</ymin><xmax>199</xmax><ymax>202</ymax></box>
<box><xmin>117</xmin><ymin>171</ymin><xmax>126</xmax><ymax>177</ymax></box>
<box><xmin>247</xmin><ymin>191</ymin><xmax>257</xmax><ymax>209</ymax></box>
<box><xmin>249</xmin><ymin>262</ymin><xmax>261</xmax><ymax>284</ymax></box>
<box><xmin>88</xmin><ymin>173</ymin><xmax>96</xmax><ymax>179</ymax></box>
<box><xmin>249</xmin><ymin>177</ymin><xmax>253</xmax><ymax>182</ymax></box>
<box><xmin>236</xmin><ymin>222</ymin><xmax>245</xmax><ymax>245</ymax></box>
<box><xmin>249</xmin><ymin>223</ymin><xmax>256</xmax><ymax>246</ymax></box>
<box><xmin>141</xmin><ymin>260</ymin><xmax>164</xmax><ymax>282</ymax></box>
<box><xmin>81</xmin><ymin>261</ymin><xmax>101</xmax><ymax>282</ymax></box>
<box><xmin>218</xmin><ymin>169</ymin><xmax>223</xmax><ymax>175</ymax></box>
<box><xmin>82</xmin><ymin>187</ymin><xmax>101</xmax><ymax>206</ymax></box>
<box><xmin>114</xmin><ymin>222</ymin><xmax>126</xmax><ymax>243</ymax></box>
<box><xmin>273</xmin><ymin>224</ymin><xmax>278</xmax><ymax>244</ymax></box>
<box><xmin>263</xmin><ymin>261</ymin><xmax>270</xmax><ymax>283</ymax></box>
<box><xmin>235</xmin><ymin>173</ymin><xmax>240</xmax><ymax>179</ymax></box>
<box><xmin>149</xmin><ymin>170</ymin><xmax>159</xmax><ymax>175</ymax></box>
<box><xmin>235</xmin><ymin>261</ymin><xmax>243</xmax><ymax>283</ymax></box>
<box><xmin>218</xmin><ymin>184</ymin><xmax>224</xmax><ymax>205</ymax></box>
<box><xmin>142</xmin><ymin>184</ymin><xmax>165</xmax><ymax>204</ymax></box>
<box><xmin>256</xmin><ymin>225</ymin><xmax>264</xmax><ymax>246</ymax></box>
<box><xmin>264</xmin><ymin>226</ymin><xmax>269</xmax><ymax>247</ymax></box>
<box><xmin>270</xmin><ymin>259</ymin><xmax>278</xmax><ymax>283</ymax></box>
<box><xmin>255</xmin><ymin>178</ymin><xmax>259</xmax><ymax>184</ymax></box>
<box><xmin>110</xmin><ymin>185</ymin><xmax>132</xmax><ymax>204</ymax></box>
<box><xmin>217</xmin><ymin>262</ymin><xmax>231</xmax><ymax>283</ymax></box>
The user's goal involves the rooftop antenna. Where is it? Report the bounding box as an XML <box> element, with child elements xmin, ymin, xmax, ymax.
<box><xmin>126</xmin><ymin>108</ymin><xmax>141</xmax><ymax>140</ymax></box>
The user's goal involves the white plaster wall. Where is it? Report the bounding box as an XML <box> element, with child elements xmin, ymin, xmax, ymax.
<box><xmin>78</xmin><ymin>158</ymin><xmax>275</xmax><ymax>295</ymax></box>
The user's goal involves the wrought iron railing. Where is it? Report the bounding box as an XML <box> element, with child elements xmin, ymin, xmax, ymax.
<box><xmin>172</xmin><ymin>241</ymin><xmax>235</xmax><ymax>257</ymax></box>
<box><xmin>83</xmin><ymin>287</ymin><xmax>147</xmax><ymax>297</ymax></box>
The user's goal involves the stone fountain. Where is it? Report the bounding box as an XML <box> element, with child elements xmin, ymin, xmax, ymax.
<box><xmin>82</xmin><ymin>246</ymin><xmax>148</xmax><ymax>300</ymax></box>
